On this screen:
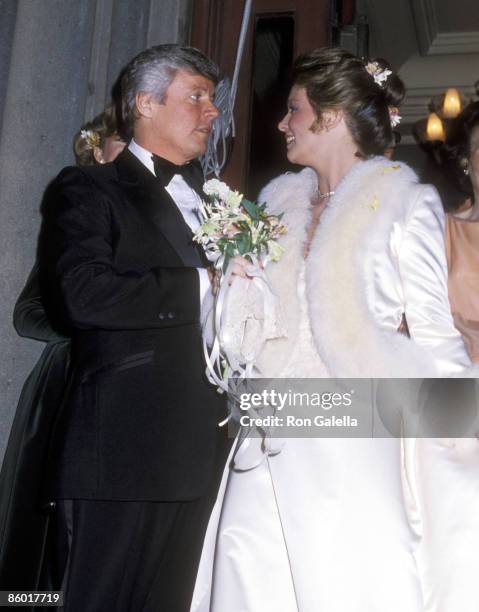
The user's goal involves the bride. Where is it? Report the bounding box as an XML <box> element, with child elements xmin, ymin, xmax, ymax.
<box><xmin>191</xmin><ymin>48</ymin><xmax>477</xmax><ymax>612</ymax></box>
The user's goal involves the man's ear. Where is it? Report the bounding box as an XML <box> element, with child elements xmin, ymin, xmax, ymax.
<box><xmin>135</xmin><ymin>91</ymin><xmax>156</xmax><ymax>119</ymax></box>
<box><xmin>322</xmin><ymin>109</ymin><xmax>343</xmax><ymax>132</ymax></box>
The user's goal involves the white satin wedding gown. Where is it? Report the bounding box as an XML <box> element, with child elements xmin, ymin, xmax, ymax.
<box><xmin>191</xmin><ymin>265</ymin><xmax>426</xmax><ymax>612</ymax></box>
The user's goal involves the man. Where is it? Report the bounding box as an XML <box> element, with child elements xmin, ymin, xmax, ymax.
<box><xmin>39</xmin><ymin>45</ymin><xmax>227</xmax><ymax>611</ymax></box>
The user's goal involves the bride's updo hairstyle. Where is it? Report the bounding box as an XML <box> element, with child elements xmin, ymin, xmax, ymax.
<box><xmin>292</xmin><ymin>47</ymin><xmax>405</xmax><ymax>157</ymax></box>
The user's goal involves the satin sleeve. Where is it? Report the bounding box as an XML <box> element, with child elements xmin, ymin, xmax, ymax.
<box><xmin>398</xmin><ymin>184</ymin><xmax>470</xmax><ymax>375</ymax></box>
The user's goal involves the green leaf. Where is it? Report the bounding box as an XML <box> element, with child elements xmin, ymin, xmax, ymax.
<box><xmin>222</xmin><ymin>254</ymin><xmax>231</xmax><ymax>273</ymax></box>
<box><xmin>242</xmin><ymin>198</ymin><xmax>260</xmax><ymax>221</ymax></box>
<box><xmin>236</xmin><ymin>232</ymin><xmax>252</xmax><ymax>255</ymax></box>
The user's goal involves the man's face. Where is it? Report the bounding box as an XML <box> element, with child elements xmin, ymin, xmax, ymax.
<box><xmin>143</xmin><ymin>69</ymin><xmax>219</xmax><ymax>164</ymax></box>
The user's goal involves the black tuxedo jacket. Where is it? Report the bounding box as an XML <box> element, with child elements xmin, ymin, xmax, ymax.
<box><xmin>39</xmin><ymin>148</ymin><xmax>226</xmax><ymax>502</ymax></box>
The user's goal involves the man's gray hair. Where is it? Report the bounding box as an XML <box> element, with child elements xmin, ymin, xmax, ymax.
<box><xmin>121</xmin><ymin>44</ymin><xmax>219</xmax><ymax>135</ymax></box>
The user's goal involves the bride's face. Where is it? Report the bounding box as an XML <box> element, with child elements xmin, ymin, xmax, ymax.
<box><xmin>278</xmin><ymin>86</ymin><xmax>322</xmax><ymax>166</ymax></box>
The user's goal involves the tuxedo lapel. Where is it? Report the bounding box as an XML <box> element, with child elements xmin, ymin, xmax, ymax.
<box><xmin>114</xmin><ymin>149</ymin><xmax>208</xmax><ymax>267</ymax></box>
<box><xmin>148</xmin><ymin>184</ymin><xmax>209</xmax><ymax>268</ymax></box>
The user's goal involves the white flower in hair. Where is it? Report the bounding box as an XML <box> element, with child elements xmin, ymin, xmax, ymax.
<box><xmin>80</xmin><ymin>129</ymin><xmax>101</xmax><ymax>149</ymax></box>
<box><xmin>388</xmin><ymin>106</ymin><xmax>402</xmax><ymax>128</ymax></box>
<box><xmin>365</xmin><ymin>61</ymin><xmax>392</xmax><ymax>88</ymax></box>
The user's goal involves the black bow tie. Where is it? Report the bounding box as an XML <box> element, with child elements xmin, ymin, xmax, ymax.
<box><xmin>152</xmin><ymin>155</ymin><xmax>204</xmax><ymax>194</ymax></box>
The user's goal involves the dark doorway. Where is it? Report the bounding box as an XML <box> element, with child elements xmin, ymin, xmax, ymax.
<box><xmin>248</xmin><ymin>14</ymin><xmax>296</xmax><ymax>197</ymax></box>
<box><xmin>191</xmin><ymin>0</ymin><xmax>330</xmax><ymax>194</ymax></box>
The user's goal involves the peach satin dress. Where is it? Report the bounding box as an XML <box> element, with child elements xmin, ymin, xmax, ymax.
<box><xmin>445</xmin><ymin>213</ymin><xmax>479</xmax><ymax>362</ymax></box>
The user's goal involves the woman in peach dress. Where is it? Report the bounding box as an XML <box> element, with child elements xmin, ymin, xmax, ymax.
<box><xmin>444</xmin><ymin>101</ymin><xmax>479</xmax><ymax>362</ymax></box>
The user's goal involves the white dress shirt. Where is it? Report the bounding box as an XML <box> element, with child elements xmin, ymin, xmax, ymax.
<box><xmin>128</xmin><ymin>140</ymin><xmax>211</xmax><ymax>305</ymax></box>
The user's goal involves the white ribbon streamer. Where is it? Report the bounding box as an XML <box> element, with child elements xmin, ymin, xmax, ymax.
<box><xmin>202</xmin><ymin>254</ymin><xmax>285</xmax><ymax>427</ymax></box>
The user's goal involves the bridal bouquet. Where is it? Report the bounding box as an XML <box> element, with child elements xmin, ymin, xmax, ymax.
<box><xmin>193</xmin><ymin>179</ymin><xmax>287</xmax><ymax>397</ymax></box>
<box><xmin>193</xmin><ymin>179</ymin><xmax>286</xmax><ymax>271</ymax></box>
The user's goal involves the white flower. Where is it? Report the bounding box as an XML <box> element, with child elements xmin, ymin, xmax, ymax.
<box><xmin>388</xmin><ymin>106</ymin><xmax>402</xmax><ymax>127</ymax></box>
<box><xmin>203</xmin><ymin>179</ymin><xmax>244</xmax><ymax>212</ymax></box>
<box><xmin>201</xmin><ymin>221</ymin><xmax>221</xmax><ymax>237</ymax></box>
<box><xmin>250</xmin><ymin>221</ymin><xmax>263</xmax><ymax>243</ymax></box>
<box><xmin>365</xmin><ymin>61</ymin><xmax>392</xmax><ymax>88</ymax></box>
<box><xmin>203</xmin><ymin>179</ymin><xmax>234</xmax><ymax>201</ymax></box>
<box><xmin>267</xmin><ymin>240</ymin><xmax>284</xmax><ymax>262</ymax></box>
<box><xmin>80</xmin><ymin>129</ymin><xmax>100</xmax><ymax>149</ymax></box>
<box><xmin>225</xmin><ymin>190</ymin><xmax>243</xmax><ymax>209</ymax></box>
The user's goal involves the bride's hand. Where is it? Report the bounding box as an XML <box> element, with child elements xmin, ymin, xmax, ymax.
<box><xmin>229</xmin><ymin>255</ymin><xmax>252</xmax><ymax>285</ymax></box>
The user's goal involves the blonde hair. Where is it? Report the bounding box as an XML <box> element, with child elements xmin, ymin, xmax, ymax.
<box><xmin>73</xmin><ymin>106</ymin><xmax>118</xmax><ymax>166</ymax></box>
